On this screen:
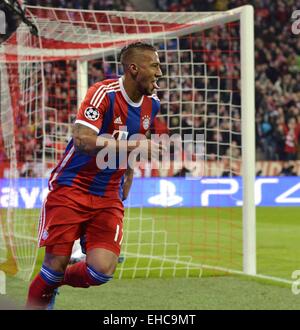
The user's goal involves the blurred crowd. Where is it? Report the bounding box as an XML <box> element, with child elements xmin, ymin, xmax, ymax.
<box><xmin>156</xmin><ymin>0</ymin><xmax>300</xmax><ymax>161</ymax></box>
<box><xmin>1</xmin><ymin>0</ymin><xmax>300</xmax><ymax>178</ymax></box>
<box><xmin>29</xmin><ymin>0</ymin><xmax>300</xmax><ymax>162</ymax></box>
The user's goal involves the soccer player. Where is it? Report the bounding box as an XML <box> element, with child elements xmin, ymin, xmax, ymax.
<box><xmin>26</xmin><ymin>42</ymin><xmax>163</xmax><ymax>309</ymax></box>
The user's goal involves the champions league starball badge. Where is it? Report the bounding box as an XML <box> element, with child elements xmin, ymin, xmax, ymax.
<box><xmin>84</xmin><ymin>107</ymin><xmax>100</xmax><ymax>121</ymax></box>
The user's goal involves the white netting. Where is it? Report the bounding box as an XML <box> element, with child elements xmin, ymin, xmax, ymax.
<box><xmin>0</xmin><ymin>22</ymin><xmax>44</xmax><ymax>280</ymax></box>
<box><xmin>0</xmin><ymin>6</ymin><xmax>251</xmax><ymax>280</ymax></box>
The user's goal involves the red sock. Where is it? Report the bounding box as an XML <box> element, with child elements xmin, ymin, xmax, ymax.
<box><xmin>26</xmin><ymin>273</ymin><xmax>57</xmax><ymax>309</ymax></box>
<box><xmin>62</xmin><ymin>261</ymin><xmax>95</xmax><ymax>288</ymax></box>
<box><xmin>62</xmin><ymin>261</ymin><xmax>112</xmax><ymax>288</ymax></box>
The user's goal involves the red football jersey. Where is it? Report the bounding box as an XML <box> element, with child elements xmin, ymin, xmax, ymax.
<box><xmin>48</xmin><ymin>77</ymin><xmax>160</xmax><ymax>199</ymax></box>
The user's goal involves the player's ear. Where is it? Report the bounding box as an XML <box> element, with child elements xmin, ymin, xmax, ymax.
<box><xmin>129</xmin><ymin>63</ymin><xmax>138</xmax><ymax>76</ymax></box>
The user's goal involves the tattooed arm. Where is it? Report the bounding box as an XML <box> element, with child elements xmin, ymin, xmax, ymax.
<box><xmin>72</xmin><ymin>123</ymin><xmax>142</xmax><ymax>155</ymax></box>
<box><xmin>72</xmin><ymin>123</ymin><xmax>98</xmax><ymax>155</ymax></box>
<box><xmin>72</xmin><ymin>123</ymin><xmax>164</xmax><ymax>158</ymax></box>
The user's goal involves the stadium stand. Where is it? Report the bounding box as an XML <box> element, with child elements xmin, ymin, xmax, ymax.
<box><xmin>155</xmin><ymin>0</ymin><xmax>300</xmax><ymax>162</ymax></box>
<box><xmin>0</xmin><ymin>0</ymin><xmax>299</xmax><ymax>179</ymax></box>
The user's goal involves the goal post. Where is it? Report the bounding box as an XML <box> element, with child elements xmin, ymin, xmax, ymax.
<box><xmin>0</xmin><ymin>5</ymin><xmax>256</xmax><ymax>280</ymax></box>
<box><xmin>76</xmin><ymin>60</ymin><xmax>88</xmax><ymax>107</ymax></box>
<box><xmin>240</xmin><ymin>6</ymin><xmax>256</xmax><ymax>275</ymax></box>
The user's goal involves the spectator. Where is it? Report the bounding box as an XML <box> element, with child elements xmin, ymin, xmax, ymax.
<box><xmin>284</xmin><ymin>117</ymin><xmax>299</xmax><ymax>160</ymax></box>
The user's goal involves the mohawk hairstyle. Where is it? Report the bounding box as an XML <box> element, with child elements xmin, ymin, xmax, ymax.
<box><xmin>119</xmin><ymin>42</ymin><xmax>157</xmax><ymax>67</ymax></box>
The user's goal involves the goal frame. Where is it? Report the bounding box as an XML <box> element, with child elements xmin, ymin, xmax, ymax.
<box><xmin>75</xmin><ymin>5</ymin><xmax>256</xmax><ymax>275</ymax></box>
<box><xmin>0</xmin><ymin>4</ymin><xmax>256</xmax><ymax>278</ymax></box>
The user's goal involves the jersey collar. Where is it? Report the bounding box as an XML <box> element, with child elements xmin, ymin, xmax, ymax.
<box><xmin>119</xmin><ymin>77</ymin><xmax>144</xmax><ymax>108</ymax></box>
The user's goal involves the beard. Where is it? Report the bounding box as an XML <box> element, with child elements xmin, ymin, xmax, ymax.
<box><xmin>137</xmin><ymin>82</ymin><xmax>153</xmax><ymax>96</ymax></box>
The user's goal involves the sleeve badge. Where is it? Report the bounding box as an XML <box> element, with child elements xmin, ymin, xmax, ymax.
<box><xmin>84</xmin><ymin>107</ymin><xmax>100</xmax><ymax>121</ymax></box>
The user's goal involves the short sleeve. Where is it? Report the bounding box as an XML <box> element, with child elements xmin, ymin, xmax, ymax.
<box><xmin>75</xmin><ymin>83</ymin><xmax>110</xmax><ymax>134</ymax></box>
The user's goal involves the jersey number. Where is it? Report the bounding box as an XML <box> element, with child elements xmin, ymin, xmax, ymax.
<box><xmin>114</xmin><ymin>224</ymin><xmax>123</xmax><ymax>245</ymax></box>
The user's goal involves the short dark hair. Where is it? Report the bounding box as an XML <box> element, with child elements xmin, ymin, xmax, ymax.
<box><xmin>119</xmin><ymin>42</ymin><xmax>157</xmax><ymax>66</ymax></box>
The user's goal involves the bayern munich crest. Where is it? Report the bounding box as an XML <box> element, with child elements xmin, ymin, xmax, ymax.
<box><xmin>84</xmin><ymin>107</ymin><xmax>100</xmax><ymax>121</ymax></box>
<box><xmin>142</xmin><ymin>115</ymin><xmax>151</xmax><ymax>130</ymax></box>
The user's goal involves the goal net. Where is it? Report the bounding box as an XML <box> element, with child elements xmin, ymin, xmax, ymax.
<box><xmin>0</xmin><ymin>19</ymin><xmax>44</xmax><ymax>279</ymax></box>
<box><xmin>0</xmin><ymin>5</ymin><xmax>255</xmax><ymax>281</ymax></box>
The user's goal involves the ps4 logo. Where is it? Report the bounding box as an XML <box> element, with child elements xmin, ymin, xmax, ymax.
<box><xmin>201</xmin><ymin>178</ymin><xmax>300</xmax><ymax>206</ymax></box>
<box><xmin>146</xmin><ymin>177</ymin><xmax>300</xmax><ymax>208</ymax></box>
<box><xmin>148</xmin><ymin>179</ymin><xmax>183</xmax><ymax>207</ymax></box>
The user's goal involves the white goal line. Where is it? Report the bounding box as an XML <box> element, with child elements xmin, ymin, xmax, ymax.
<box><xmin>124</xmin><ymin>252</ymin><xmax>293</xmax><ymax>285</ymax></box>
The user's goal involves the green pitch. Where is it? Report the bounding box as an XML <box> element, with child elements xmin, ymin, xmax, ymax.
<box><xmin>2</xmin><ymin>207</ymin><xmax>300</xmax><ymax>309</ymax></box>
